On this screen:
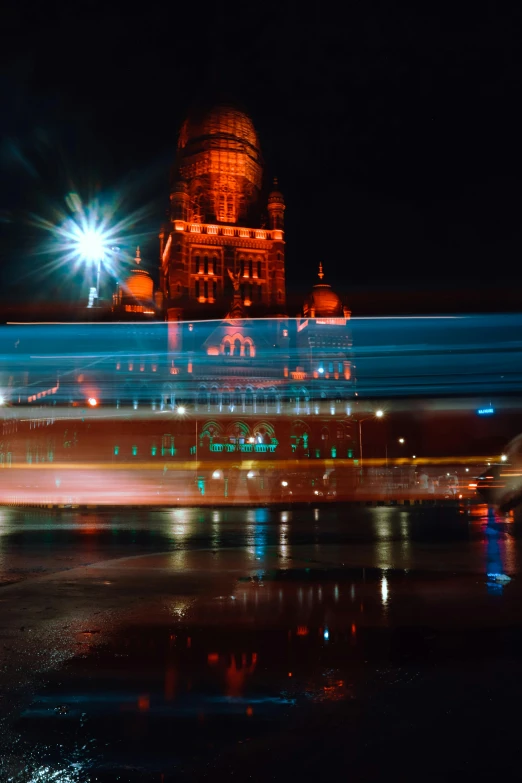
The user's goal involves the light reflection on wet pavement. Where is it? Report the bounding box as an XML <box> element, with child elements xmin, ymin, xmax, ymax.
<box><xmin>1</xmin><ymin>504</ymin><xmax>522</xmax><ymax>781</ymax></box>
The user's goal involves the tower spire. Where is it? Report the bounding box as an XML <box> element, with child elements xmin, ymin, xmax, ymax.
<box><xmin>318</xmin><ymin>262</ymin><xmax>324</xmax><ymax>280</ymax></box>
<box><xmin>135</xmin><ymin>246</ymin><xmax>141</xmax><ymax>265</ymax></box>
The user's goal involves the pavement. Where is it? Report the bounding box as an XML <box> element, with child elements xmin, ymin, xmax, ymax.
<box><xmin>0</xmin><ymin>504</ymin><xmax>520</xmax><ymax>781</ymax></box>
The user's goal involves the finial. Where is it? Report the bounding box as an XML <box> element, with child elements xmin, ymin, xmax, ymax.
<box><xmin>318</xmin><ymin>262</ymin><xmax>324</xmax><ymax>280</ymax></box>
<box><xmin>135</xmin><ymin>246</ymin><xmax>141</xmax><ymax>265</ymax></box>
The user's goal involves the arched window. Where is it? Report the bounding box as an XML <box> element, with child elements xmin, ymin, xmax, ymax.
<box><xmin>204</xmin><ymin>280</ymin><xmax>208</xmax><ymax>298</ymax></box>
<box><xmin>245</xmin><ymin>388</ymin><xmax>254</xmax><ymax>407</ymax></box>
<box><xmin>222</xmin><ymin>389</ymin><xmax>231</xmax><ymax>407</ymax></box>
<box><xmin>245</xmin><ymin>342</ymin><xmax>251</xmax><ymax>358</ymax></box>
<box><xmin>204</xmin><ymin>255</ymin><xmax>209</xmax><ymax>274</ymax></box>
<box><xmin>267</xmin><ymin>390</ymin><xmax>276</xmax><ymax>408</ymax></box>
<box><xmin>194</xmin><ymin>254</ymin><xmax>200</xmax><ymax>274</ymax></box>
<box><xmin>242</xmin><ymin>258</ymin><xmax>247</xmax><ymax>277</ymax></box>
<box><xmin>215</xmin><ymin>256</ymin><xmax>221</xmax><ymax>275</ymax></box>
<box><xmin>196</xmin><ymin>280</ymin><xmax>200</xmax><ymax>298</ymax></box>
<box><xmin>248</xmin><ymin>259</ymin><xmax>253</xmax><ymax>277</ymax></box>
<box><xmin>224</xmin><ymin>341</ymin><xmax>231</xmax><ymax>356</ymax></box>
<box><xmin>233</xmin><ymin>387</ymin><xmax>242</xmax><ymax>406</ymax></box>
<box><xmin>197</xmin><ymin>386</ymin><xmax>207</xmax><ymax>407</ymax></box>
<box><xmin>257</xmin><ymin>259</ymin><xmax>261</xmax><ymax>278</ymax></box>
<box><xmin>328</xmin><ymin>362</ymin><xmax>334</xmax><ymax>373</ymax></box>
<box><xmin>234</xmin><ymin>338</ymin><xmax>241</xmax><ymax>356</ymax></box>
<box><xmin>210</xmin><ymin>386</ymin><xmax>219</xmax><ymax>406</ymax></box>
<box><xmin>212</xmin><ymin>280</ymin><xmax>217</xmax><ymax>299</ymax></box>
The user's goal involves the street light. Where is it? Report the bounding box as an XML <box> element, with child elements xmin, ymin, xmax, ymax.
<box><xmin>398</xmin><ymin>438</ymin><xmax>405</xmax><ymax>444</ymax></box>
<box><xmin>58</xmin><ymin>205</ymin><xmax>119</xmax><ymax>306</ymax></box>
<box><xmin>358</xmin><ymin>410</ymin><xmax>385</xmax><ymax>468</ymax></box>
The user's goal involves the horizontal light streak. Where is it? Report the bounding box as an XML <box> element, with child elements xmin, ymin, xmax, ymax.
<box><xmin>1</xmin><ymin>456</ymin><xmax>499</xmax><ymax>471</ymax></box>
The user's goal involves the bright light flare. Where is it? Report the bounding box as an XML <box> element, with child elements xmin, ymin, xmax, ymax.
<box><xmin>375</xmin><ymin>409</ymin><xmax>384</xmax><ymax>418</ymax></box>
<box><xmin>501</xmin><ymin>454</ymin><xmax>508</xmax><ymax>462</ymax></box>
<box><xmin>74</xmin><ymin>226</ymin><xmax>108</xmax><ymax>262</ymax></box>
<box><xmin>176</xmin><ymin>406</ymin><xmax>186</xmax><ymax>415</ymax></box>
<box><xmin>31</xmin><ymin>193</ymin><xmax>151</xmax><ymax>288</ymax></box>
<box><xmin>87</xmin><ymin>397</ymin><xmax>98</xmax><ymax>407</ymax></box>
<box><xmin>53</xmin><ymin>202</ymin><xmax>120</xmax><ymax>274</ymax></box>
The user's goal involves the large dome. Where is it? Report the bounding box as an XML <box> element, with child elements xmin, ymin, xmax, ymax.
<box><xmin>303</xmin><ymin>264</ymin><xmax>344</xmax><ymax>318</ymax></box>
<box><xmin>178</xmin><ymin>105</ymin><xmax>261</xmax><ymax>161</ymax></box>
<box><xmin>175</xmin><ymin>104</ymin><xmax>263</xmax><ymax>224</ymax></box>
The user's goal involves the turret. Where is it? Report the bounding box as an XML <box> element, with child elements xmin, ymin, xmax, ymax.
<box><xmin>267</xmin><ymin>178</ymin><xmax>285</xmax><ymax>230</ymax></box>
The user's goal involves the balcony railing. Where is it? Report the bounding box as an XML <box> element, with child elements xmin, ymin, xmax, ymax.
<box><xmin>173</xmin><ymin>221</ymin><xmax>281</xmax><ymax>241</ymax></box>
<box><xmin>209</xmin><ymin>443</ymin><xmax>277</xmax><ymax>453</ymax></box>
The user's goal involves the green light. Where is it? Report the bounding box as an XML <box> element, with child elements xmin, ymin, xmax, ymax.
<box><xmin>114</xmin><ymin>445</ymin><xmax>119</xmax><ymax>456</ymax></box>
<box><xmin>151</xmin><ymin>445</ymin><xmax>157</xmax><ymax>456</ymax></box>
<box><xmin>132</xmin><ymin>445</ymin><xmax>138</xmax><ymax>456</ymax></box>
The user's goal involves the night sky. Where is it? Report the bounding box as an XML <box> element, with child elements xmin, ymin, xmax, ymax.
<box><xmin>2</xmin><ymin>3</ymin><xmax>522</xmax><ymax>314</ymax></box>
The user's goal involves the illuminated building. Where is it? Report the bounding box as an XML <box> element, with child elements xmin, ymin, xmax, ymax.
<box><xmin>159</xmin><ymin>105</ymin><xmax>287</xmax><ymax>320</ymax></box>
<box><xmin>0</xmin><ymin>103</ymin><xmax>359</xmax><ymax>503</ymax></box>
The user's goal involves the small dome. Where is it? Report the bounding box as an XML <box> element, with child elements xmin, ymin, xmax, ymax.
<box><xmin>303</xmin><ymin>264</ymin><xmax>344</xmax><ymax>318</ymax></box>
<box><xmin>124</xmin><ymin>247</ymin><xmax>153</xmax><ymax>301</ymax></box>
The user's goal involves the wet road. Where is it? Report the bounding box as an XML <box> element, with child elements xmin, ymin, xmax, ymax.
<box><xmin>0</xmin><ymin>504</ymin><xmax>521</xmax><ymax>781</ymax></box>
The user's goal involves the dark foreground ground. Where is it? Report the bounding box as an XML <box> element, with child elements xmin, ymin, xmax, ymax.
<box><xmin>0</xmin><ymin>504</ymin><xmax>520</xmax><ymax>781</ymax></box>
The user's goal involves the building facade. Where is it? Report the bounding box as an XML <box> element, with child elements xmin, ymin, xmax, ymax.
<box><xmin>159</xmin><ymin>105</ymin><xmax>287</xmax><ymax>320</ymax></box>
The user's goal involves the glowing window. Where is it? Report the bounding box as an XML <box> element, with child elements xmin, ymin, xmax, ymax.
<box><xmin>132</xmin><ymin>445</ymin><xmax>138</xmax><ymax>456</ymax></box>
<box><xmin>114</xmin><ymin>445</ymin><xmax>119</xmax><ymax>456</ymax></box>
<box><xmin>151</xmin><ymin>445</ymin><xmax>157</xmax><ymax>456</ymax></box>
